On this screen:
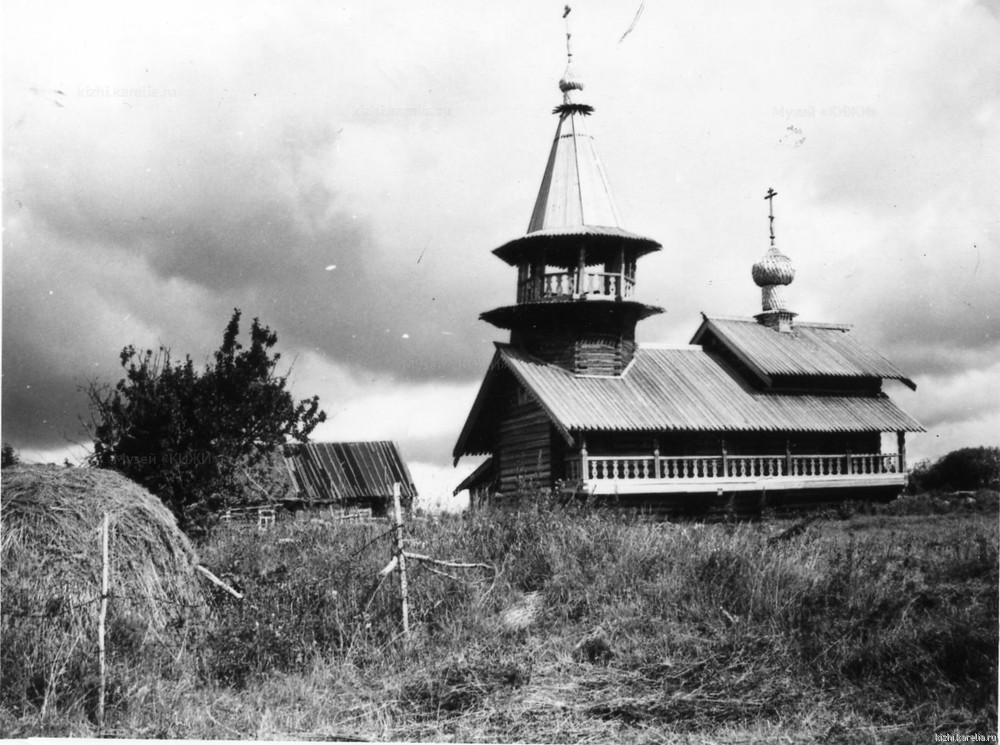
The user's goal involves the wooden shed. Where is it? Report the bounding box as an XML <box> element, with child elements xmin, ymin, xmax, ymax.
<box><xmin>283</xmin><ymin>441</ymin><xmax>417</xmax><ymax>516</ymax></box>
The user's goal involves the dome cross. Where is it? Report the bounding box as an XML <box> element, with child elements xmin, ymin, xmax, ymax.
<box><xmin>764</xmin><ymin>187</ymin><xmax>778</xmax><ymax>246</ymax></box>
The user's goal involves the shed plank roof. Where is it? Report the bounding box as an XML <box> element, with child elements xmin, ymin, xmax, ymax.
<box><xmin>692</xmin><ymin>316</ymin><xmax>916</xmax><ymax>389</ymax></box>
<box><xmin>283</xmin><ymin>442</ymin><xmax>417</xmax><ymax>503</ymax></box>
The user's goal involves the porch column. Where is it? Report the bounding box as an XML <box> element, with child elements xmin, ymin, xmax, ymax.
<box><xmin>580</xmin><ymin>434</ymin><xmax>589</xmax><ymax>481</ymax></box>
<box><xmin>721</xmin><ymin>438</ymin><xmax>728</xmax><ymax>478</ymax></box>
<box><xmin>785</xmin><ymin>439</ymin><xmax>792</xmax><ymax>476</ymax></box>
<box><xmin>653</xmin><ymin>438</ymin><xmax>661</xmax><ymax>479</ymax></box>
<box><xmin>577</xmin><ymin>244</ymin><xmax>587</xmax><ymax>294</ymax></box>
<box><xmin>897</xmin><ymin>431</ymin><xmax>907</xmax><ymax>473</ymax></box>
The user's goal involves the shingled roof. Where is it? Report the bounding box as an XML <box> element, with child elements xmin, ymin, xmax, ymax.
<box><xmin>691</xmin><ymin>315</ymin><xmax>917</xmax><ymax>389</ymax></box>
<box><xmin>453</xmin><ymin>343</ymin><xmax>924</xmax><ymax>459</ymax></box>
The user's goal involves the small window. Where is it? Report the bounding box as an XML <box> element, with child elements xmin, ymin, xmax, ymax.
<box><xmin>516</xmin><ymin>385</ymin><xmax>530</xmax><ymax>405</ymax></box>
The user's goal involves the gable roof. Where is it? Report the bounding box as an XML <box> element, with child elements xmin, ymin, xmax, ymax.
<box><xmin>691</xmin><ymin>315</ymin><xmax>917</xmax><ymax>390</ymax></box>
<box><xmin>453</xmin><ymin>343</ymin><xmax>923</xmax><ymax>459</ymax></box>
<box><xmin>283</xmin><ymin>441</ymin><xmax>417</xmax><ymax>503</ymax></box>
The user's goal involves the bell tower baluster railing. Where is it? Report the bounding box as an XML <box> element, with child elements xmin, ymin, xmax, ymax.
<box><xmin>517</xmin><ymin>272</ymin><xmax>635</xmax><ymax>302</ymax></box>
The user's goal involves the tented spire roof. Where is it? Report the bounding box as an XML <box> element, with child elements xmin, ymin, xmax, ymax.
<box><xmin>526</xmin><ymin>28</ymin><xmax>625</xmax><ymax>234</ymax></box>
<box><xmin>527</xmin><ymin>107</ymin><xmax>625</xmax><ymax>233</ymax></box>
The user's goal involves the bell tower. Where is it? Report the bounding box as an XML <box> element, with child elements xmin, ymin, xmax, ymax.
<box><xmin>480</xmin><ymin>7</ymin><xmax>663</xmax><ymax>376</ymax></box>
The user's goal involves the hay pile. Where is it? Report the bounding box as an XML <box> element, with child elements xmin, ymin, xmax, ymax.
<box><xmin>1</xmin><ymin>466</ymin><xmax>206</xmax><ymax>715</ymax></box>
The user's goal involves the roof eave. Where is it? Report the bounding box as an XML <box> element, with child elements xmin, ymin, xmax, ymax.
<box><xmin>452</xmin><ymin>348</ymin><xmax>505</xmax><ymax>465</ymax></box>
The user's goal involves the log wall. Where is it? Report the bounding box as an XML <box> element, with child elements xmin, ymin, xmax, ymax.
<box><xmin>496</xmin><ymin>383</ymin><xmax>554</xmax><ymax>494</ymax></box>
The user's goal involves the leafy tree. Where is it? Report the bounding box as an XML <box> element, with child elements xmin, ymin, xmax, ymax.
<box><xmin>908</xmin><ymin>446</ymin><xmax>1000</xmax><ymax>493</ymax></box>
<box><xmin>87</xmin><ymin>310</ymin><xmax>325</xmax><ymax>533</ymax></box>
<box><xmin>1</xmin><ymin>443</ymin><xmax>20</xmax><ymax>469</ymax></box>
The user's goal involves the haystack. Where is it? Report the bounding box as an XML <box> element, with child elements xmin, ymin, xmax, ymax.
<box><xmin>1</xmin><ymin>466</ymin><xmax>205</xmax><ymax>712</ymax></box>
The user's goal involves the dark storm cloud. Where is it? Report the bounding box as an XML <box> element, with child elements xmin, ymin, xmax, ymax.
<box><xmin>4</xmin><ymin>0</ymin><xmax>998</xmax><ymax>471</ymax></box>
<box><xmin>7</xmin><ymin>87</ymin><xmax>507</xmax><ymax>374</ymax></box>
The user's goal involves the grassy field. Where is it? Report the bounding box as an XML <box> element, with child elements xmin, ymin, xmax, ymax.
<box><xmin>2</xmin><ymin>492</ymin><xmax>997</xmax><ymax>743</ymax></box>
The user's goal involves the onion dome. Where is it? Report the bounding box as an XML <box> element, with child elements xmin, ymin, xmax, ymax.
<box><xmin>559</xmin><ymin>63</ymin><xmax>584</xmax><ymax>93</ymax></box>
<box><xmin>752</xmin><ymin>246</ymin><xmax>795</xmax><ymax>287</ymax></box>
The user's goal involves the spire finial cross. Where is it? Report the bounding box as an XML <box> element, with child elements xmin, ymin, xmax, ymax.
<box><xmin>764</xmin><ymin>187</ymin><xmax>778</xmax><ymax>246</ymax></box>
<box><xmin>564</xmin><ymin>5</ymin><xmax>573</xmax><ymax>61</ymax></box>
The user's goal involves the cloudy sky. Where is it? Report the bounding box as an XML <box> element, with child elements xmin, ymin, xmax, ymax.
<box><xmin>4</xmin><ymin>0</ymin><xmax>998</xmax><ymax>508</ymax></box>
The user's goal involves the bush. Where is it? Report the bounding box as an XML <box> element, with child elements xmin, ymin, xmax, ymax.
<box><xmin>86</xmin><ymin>310</ymin><xmax>325</xmax><ymax>534</ymax></box>
<box><xmin>908</xmin><ymin>446</ymin><xmax>1000</xmax><ymax>494</ymax></box>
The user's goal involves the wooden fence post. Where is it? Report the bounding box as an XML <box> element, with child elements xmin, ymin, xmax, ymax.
<box><xmin>392</xmin><ymin>483</ymin><xmax>410</xmax><ymax>640</ymax></box>
<box><xmin>97</xmin><ymin>512</ymin><xmax>109</xmax><ymax>730</ymax></box>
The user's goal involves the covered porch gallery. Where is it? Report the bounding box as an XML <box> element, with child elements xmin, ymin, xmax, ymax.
<box><xmin>560</xmin><ymin>430</ymin><xmax>909</xmax><ymax>496</ymax></box>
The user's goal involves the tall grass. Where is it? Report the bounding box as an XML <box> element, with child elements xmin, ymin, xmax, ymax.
<box><xmin>3</xmin><ymin>494</ymin><xmax>997</xmax><ymax>741</ymax></box>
